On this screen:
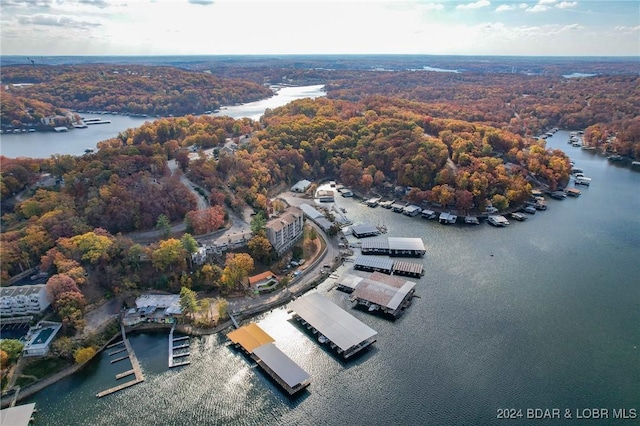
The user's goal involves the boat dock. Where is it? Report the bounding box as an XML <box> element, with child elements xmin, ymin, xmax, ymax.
<box><xmin>96</xmin><ymin>324</ymin><xmax>144</xmax><ymax>398</ymax></box>
<box><xmin>168</xmin><ymin>324</ymin><xmax>191</xmax><ymax>368</ymax></box>
<box><xmin>227</xmin><ymin>323</ymin><xmax>310</xmax><ymax>395</ymax></box>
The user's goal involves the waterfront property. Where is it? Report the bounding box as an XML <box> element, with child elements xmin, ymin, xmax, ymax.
<box><xmin>265</xmin><ymin>206</ymin><xmax>304</xmax><ymax>255</ymax></box>
<box><xmin>168</xmin><ymin>324</ymin><xmax>190</xmax><ymax>368</ymax></box>
<box><xmin>22</xmin><ymin>321</ymin><xmax>62</xmax><ymax>357</ymax></box>
<box><xmin>351</xmin><ymin>223</ymin><xmax>381</xmax><ymax>238</ymax></box>
<box><xmin>288</xmin><ymin>292</ymin><xmax>378</xmax><ymax>359</ymax></box>
<box><xmin>0</xmin><ymin>284</ymin><xmax>51</xmax><ymax>317</ymax></box>
<box><xmin>361</xmin><ymin>237</ymin><xmax>426</xmax><ymax>257</ymax></box>
<box><xmin>349</xmin><ymin>272</ymin><xmax>417</xmax><ymax>318</ymax></box>
<box><xmin>122</xmin><ymin>294</ymin><xmax>182</xmax><ymax>326</ymax></box>
<box><xmin>227</xmin><ymin>323</ymin><xmax>310</xmax><ymax>395</ymax></box>
<box><xmin>248</xmin><ymin>271</ymin><xmax>279</xmax><ymax>293</ymax></box>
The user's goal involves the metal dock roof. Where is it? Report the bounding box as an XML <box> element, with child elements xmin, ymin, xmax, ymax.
<box><xmin>361</xmin><ymin>238</ymin><xmax>390</xmax><ymax>251</ymax></box>
<box><xmin>288</xmin><ymin>292</ymin><xmax>378</xmax><ymax>353</ymax></box>
<box><xmin>253</xmin><ymin>343</ymin><xmax>310</xmax><ymax>390</ymax></box>
<box><xmin>392</xmin><ymin>260</ymin><xmax>424</xmax><ymax>276</ymax></box>
<box><xmin>387</xmin><ymin>237</ymin><xmax>426</xmax><ymax>252</ymax></box>
<box><xmin>226</xmin><ymin>323</ymin><xmax>275</xmax><ymax>352</ymax></box>
<box><xmin>354</xmin><ymin>255</ymin><xmax>394</xmax><ymax>272</ymax></box>
<box><xmin>351</xmin><ymin>223</ymin><xmax>380</xmax><ymax>237</ymax></box>
<box><xmin>351</xmin><ymin>272</ymin><xmax>416</xmax><ymax>313</ymax></box>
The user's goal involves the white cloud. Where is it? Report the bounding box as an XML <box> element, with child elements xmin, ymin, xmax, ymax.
<box><xmin>614</xmin><ymin>25</ymin><xmax>640</xmax><ymax>33</ymax></box>
<box><xmin>17</xmin><ymin>13</ymin><xmax>100</xmax><ymax>29</ymax></box>
<box><xmin>188</xmin><ymin>0</ymin><xmax>214</xmax><ymax>5</ymax></box>
<box><xmin>519</xmin><ymin>3</ymin><xmax>528</xmax><ymax>8</ymax></box>
<box><xmin>555</xmin><ymin>1</ymin><xmax>577</xmax><ymax>9</ymax></box>
<box><xmin>456</xmin><ymin>0</ymin><xmax>490</xmax><ymax>10</ymax></box>
<box><xmin>495</xmin><ymin>4</ymin><xmax>515</xmax><ymax>12</ymax></box>
<box><xmin>538</xmin><ymin>0</ymin><xmax>557</xmax><ymax>4</ymax></box>
<box><xmin>420</xmin><ymin>3</ymin><xmax>445</xmax><ymax>11</ymax></box>
<box><xmin>526</xmin><ymin>4</ymin><xmax>548</xmax><ymax>12</ymax></box>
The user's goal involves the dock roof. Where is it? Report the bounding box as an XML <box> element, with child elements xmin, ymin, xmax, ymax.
<box><xmin>354</xmin><ymin>255</ymin><xmax>394</xmax><ymax>272</ymax></box>
<box><xmin>288</xmin><ymin>292</ymin><xmax>378</xmax><ymax>352</ymax></box>
<box><xmin>387</xmin><ymin>237</ymin><xmax>426</xmax><ymax>252</ymax></box>
<box><xmin>226</xmin><ymin>323</ymin><xmax>275</xmax><ymax>353</ymax></box>
<box><xmin>351</xmin><ymin>272</ymin><xmax>416</xmax><ymax>312</ymax></box>
<box><xmin>253</xmin><ymin>343</ymin><xmax>310</xmax><ymax>389</ymax></box>
<box><xmin>0</xmin><ymin>403</ymin><xmax>36</xmax><ymax>426</ymax></box>
<box><xmin>351</xmin><ymin>224</ymin><xmax>380</xmax><ymax>237</ymax></box>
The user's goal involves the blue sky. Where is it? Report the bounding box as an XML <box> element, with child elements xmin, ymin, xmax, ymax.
<box><xmin>1</xmin><ymin>0</ymin><xmax>638</xmax><ymax>56</ymax></box>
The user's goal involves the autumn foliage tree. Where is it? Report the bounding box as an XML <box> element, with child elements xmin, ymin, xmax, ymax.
<box><xmin>221</xmin><ymin>253</ymin><xmax>254</xmax><ymax>291</ymax></box>
<box><xmin>184</xmin><ymin>206</ymin><xmax>226</xmax><ymax>235</ymax></box>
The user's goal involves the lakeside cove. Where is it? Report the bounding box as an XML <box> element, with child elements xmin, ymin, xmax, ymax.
<box><xmin>6</xmin><ymin>126</ymin><xmax>639</xmax><ymax>424</ymax></box>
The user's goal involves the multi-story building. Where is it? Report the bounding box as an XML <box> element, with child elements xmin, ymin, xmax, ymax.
<box><xmin>0</xmin><ymin>284</ymin><xmax>51</xmax><ymax>317</ymax></box>
<box><xmin>265</xmin><ymin>206</ymin><xmax>305</xmax><ymax>256</ymax></box>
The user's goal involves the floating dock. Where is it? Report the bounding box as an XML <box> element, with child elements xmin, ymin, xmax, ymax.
<box><xmin>349</xmin><ymin>272</ymin><xmax>417</xmax><ymax>318</ymax></box>
<box><xmin>227</xmin><ymin>323</ymin><xmax>310</xmax><ymax>395</ymax></box>
<box><xmin>288</xmin><ymin>292</ymin><xmax>378</xmax><ymax>358</ymax></box>
<box><xmin>96</xmin><ymin>324</ymin><xmax>144</xmax><ymax>398</ymax></box>
<box><xmin>353</xmin><ymin>255</ymin><xmax>424</xmax><ymax>278</ymax></box>
<box><xmin>361</xmin><ymin>237</ymin><xmax>426</xmax><ymax>257</ymax></box>
<box><xmin>168</xmin><ymin>324</ymin><xmax>191</xmax><ymax>368</ymax></box>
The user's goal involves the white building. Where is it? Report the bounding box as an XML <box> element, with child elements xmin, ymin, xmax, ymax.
<box><xmin>291</xmin><ymin>179</ymin><xmax>312</xmax><ymax>193</ymax></box>
<box><xmin>22</xmin><ymin>321</ymin><xmax>62</xmax><ymax>357</ymax></box>
<box><xmin>0</xmin><ymin>284</ymin><xmax>51</xmax><ymax>317</ymax></box>
<box><xmin>265</xmin><ymin>206</ymin><xmax>304</xmax><ymax>255</ymax></box>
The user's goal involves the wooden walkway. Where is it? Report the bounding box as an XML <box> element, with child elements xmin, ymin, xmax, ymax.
<box><xmin>96</xmin><ymin>324</ymin><xmax>144</xmax><ymax>398</ymax></box>
<box><xmin>168</xmin><ymin>324</ymin><xmax>191</xmax><ymax>368</ymax></box>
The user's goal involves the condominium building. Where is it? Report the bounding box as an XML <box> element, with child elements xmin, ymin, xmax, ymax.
<box><xmin>265</xmin><ymin>206</ymin><xmax>304</xmax><ymax>256</ymax></box>
<box><xmin>0</xmin><ymin>284</ymin><xmax>51</xmax><ymax>317</ymax></box>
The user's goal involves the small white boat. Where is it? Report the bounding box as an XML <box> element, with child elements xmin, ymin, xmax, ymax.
<box><xmin>318</xmin><ymin>334</ymin><xmax>328</xmax><ymax>344</ymax></box>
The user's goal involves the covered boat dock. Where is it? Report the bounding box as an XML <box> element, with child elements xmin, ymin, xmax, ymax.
<box><xmin>288</xmin><ymin>292</ymin><xmax>378</xmax><ymax>358</ymax></box>
<box><xmin>349</xmin><ymin>272</ymin><xmax>417</xmax><ymax>318</ymax></box>
<box><xmin>361</xmin><ymin>237</ymin><xmax>426</xmax><ymax>257</ymax></box>
<box><xmin>227</xmin><ymin>323</ymin><xmax>310</xmax><ymax>395</ymax></box>
<box><xmin>353</xmin><ymin>255</ymin><xmax>394</xmax><ymax>274</ymax></box>
<box><xmin>351</xmin><ymin>224</ymin><xmax>381</xmax><ymax>238</ymax></box>
<box><xmin>353</xmin><ymin>256</ymin><xmax>424</xmax><ymax>277</ymax></box>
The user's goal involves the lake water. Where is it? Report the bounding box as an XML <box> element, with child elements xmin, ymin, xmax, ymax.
<box><xmin>0</xmin><ymin>85</ymin><xmax>326</xmax><ymax>159</ymax></box>
<box><xmin>24</xmin><ymin>130</ymin><xmax>640</xmax><ymax>425</ymax></box>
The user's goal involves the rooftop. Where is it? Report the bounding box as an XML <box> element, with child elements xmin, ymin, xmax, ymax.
<box><xmin>350</xmin><ymin>272</ymin><xmax>416</xmax><ymax>313</ymax></box>
<box><xmin>288</xmin><ymin>292</ymin><xmax>378</xmax><ymax>353</ymax></box>
<box><xmin>227</xmin><ymin>323</ymin><xmax>275</xmax><ymax>353</ymax></box>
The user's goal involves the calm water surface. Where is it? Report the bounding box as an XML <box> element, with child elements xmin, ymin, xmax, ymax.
<box><xmin>25</xmin><ymin>133</ymin><xmax>640</xmax><ymax>425</ymax></box>
<box><xmin>0</xmin><ymin>85</ymin><xmax>326</xmax><ymax>159</ymax></box>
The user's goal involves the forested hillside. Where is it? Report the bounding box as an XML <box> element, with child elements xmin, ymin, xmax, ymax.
<box><xmin>1</xmin><ymin>64</ymin><xmax>273</xmax><ymax>123</ymax></box>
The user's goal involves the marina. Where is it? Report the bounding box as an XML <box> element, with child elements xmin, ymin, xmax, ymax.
<box><xmin>352</xmin><ymin>255</ymin><xmax>424</xmax><ymax>278</ymax></box>
<box><xmin>360</xmin><ymin>237</ymin><xmax>426</xmax><ymax>257</ymax></box>
<box><xmin>227</xmin><ymin>323</ymin><xmax>310</xmax><ymax>395</ymax></box>
<box><xmin>349</xmin><ymin>272</ymin><xmax>417</xmax><ymax>318</ymax></box>
<box><xmin>288</xmin><ymin>292</ymin><xmax>378</xmax><ymax>359</ymax></box>
<box><xmin>96</xmin><ymin>324</ymin><xmax>144</xmax><ymax>398</ymax></box>
<box><xmin>168</xmin><ymin>324</ymin><xmax>191</xmax><ymax>368</ymax></box>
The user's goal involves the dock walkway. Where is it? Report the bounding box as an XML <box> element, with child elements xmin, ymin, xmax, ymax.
<box><xmin>168</xmin><ymin>324</ymin><xmax>191</xmax><ymax>368</ymax></box>
<box><xmin>96</xmin><ymin>323</ymin><xmax>144</xmax><ymax>398</ymax></box>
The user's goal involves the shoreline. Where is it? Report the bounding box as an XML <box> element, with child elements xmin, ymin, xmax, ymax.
<box><xmin>1</xmin><ymin>222</ymin><xmax>332</xmax><ymax>408</ymax></box>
